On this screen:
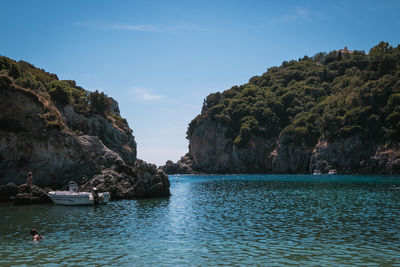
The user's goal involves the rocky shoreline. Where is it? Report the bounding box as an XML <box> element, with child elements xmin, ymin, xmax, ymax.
<box><xmin>0</xmin><ymin>59</ymin><xmax>171</xmax><ymax>203</ymax></box>
<box><xmin>0</xmin><ymin>159</ymin><xmax>170</xmax><ymax>205</ymax></box>
<box><xmin>0</xmin><ymin>183</ymin><xmax>51</xmax><ymax>205</ymax></box>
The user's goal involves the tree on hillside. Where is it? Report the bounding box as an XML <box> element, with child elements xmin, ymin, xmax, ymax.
<box><xmin>49</xmin><ymin>82</ymin><xmax>71</xmax><ymax>105</ymax></box>
<box><xmin>89</xmin><ymin>90</ymin><xmax>110</xmax><ymax>116</ymax></box>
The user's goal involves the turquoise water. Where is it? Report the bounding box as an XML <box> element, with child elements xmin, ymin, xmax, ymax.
<box><xmin>1</xmin><ymin>174</ymin><xmax>400</xmax><ymax>266</ymax></box>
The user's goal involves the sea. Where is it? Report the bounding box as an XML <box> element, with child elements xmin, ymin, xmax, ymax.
<box><xmin>1</xmin><ymin>174</ymin><xmax>400</xmax><ymax>266</ymax></box>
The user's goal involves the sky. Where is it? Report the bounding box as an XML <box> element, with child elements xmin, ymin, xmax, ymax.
<box><xmin>1</xmin><ymin>0</ymin><xmax>400</xmax><ymax>166</ymax></box>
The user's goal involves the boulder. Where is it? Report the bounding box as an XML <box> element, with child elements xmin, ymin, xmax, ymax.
<box><xmin>80</xmin><ymin>160</ymin><xmax>171</xmax><ymax>199</ymax></box>
<box><xmin>80</xmin><ymin>168</ymin><xmax>136</xmax><ymax>199</ymax></box>
<box><xmin>135</xmin><ymin>169</ymin><xmax>171</xmax><ymax>198</ymax></box>
<box><xmin>12</xmin><ymin>185</ymin><xmax>52</xmax><ymax>205</ymax></box>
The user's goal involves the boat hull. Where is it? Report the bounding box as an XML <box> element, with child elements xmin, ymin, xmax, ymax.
<box><xmin>328</xmin><ymin>169</ymin><xmax>338</xmax><ymax>175</ymax></box>
<box><xmin>48</xmin><ymin>191</ymin><xmax>110</xmax><ymax>205</ymax></box>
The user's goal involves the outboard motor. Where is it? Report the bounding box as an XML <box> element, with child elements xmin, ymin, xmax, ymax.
<box><xmin>92</xmin><ymin>187</ymin><xmax>99</xmax><ymax>205</ymax></box>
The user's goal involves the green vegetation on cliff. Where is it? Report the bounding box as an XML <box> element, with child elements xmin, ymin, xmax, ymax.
<box><xmin>0</xmin><ymin>56</ymin><xmax>127</xmax><ymax>130</ymax></box>
<box><xmin>188</xmin><ymin>42</ymin><xmax>400</xmax><ymax>147</ymax></box>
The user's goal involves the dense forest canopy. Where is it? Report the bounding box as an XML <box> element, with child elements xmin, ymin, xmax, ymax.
<box><xmin>0</xmin><ymin>55</ymin><xmax>129</xmax><ymax>130</ymax></box>
<box><xmin>188</xmin><ymin>42</ymin><xmax>400</xmax><ymax>147</ymax></box>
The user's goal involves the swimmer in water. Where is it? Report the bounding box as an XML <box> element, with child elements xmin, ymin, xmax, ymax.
<box><xmin>30</xmin><ymin>229</ymin><xmax>43</xmax><ymax>241</ymax></box>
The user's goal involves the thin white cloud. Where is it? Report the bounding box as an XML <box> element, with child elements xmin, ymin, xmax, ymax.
<box><xmin>270</xmin><ymin>8</ymin><xmax>318</xmax><ymax>24</ymax></box>
<box><xmin>76</xmin><ymin>21</ymin><xmax>167</xmax><ymax>32</ymax></box>
<box><xmin>76</xmin><ymin>21</ymin><xmax>206</xmax><ymax>33</ymax></box>
<box><xmin>108</xmin><ymin>24</ymin><xmax>170</xmax><ymax>32</ymax></box>
<box><xmin>135</xmin><ymin>87</ymin><xmax>163</xmax><ymax>100</ymax></box>
<box><xmin>114</xmin><ymin>87</ymin><xmax>200</xmax><ymax>109</ymax></box>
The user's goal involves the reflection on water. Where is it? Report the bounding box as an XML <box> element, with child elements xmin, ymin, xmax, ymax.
<box><xmin>1</xmin><ymin>174</ymin><xmax>400</xmax><ymax>266</ymax></box>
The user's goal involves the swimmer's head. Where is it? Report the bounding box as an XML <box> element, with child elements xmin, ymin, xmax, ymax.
<box><xmin>30</xmin><ymin>229</ymin><xmax>38</xmax><ymax>236</ymax></box>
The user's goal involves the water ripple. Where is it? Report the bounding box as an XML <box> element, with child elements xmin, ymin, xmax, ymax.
<box><xmin>1</xmin><ymin>174</ymin><xmax>400</xmax><ymax>266</ymax></box>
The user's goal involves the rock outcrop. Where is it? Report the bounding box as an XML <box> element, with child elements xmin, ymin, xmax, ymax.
<box><xmin>159</xmin><ymin>154</ymin><xmax>197</xmax><ymax>174</ymax></box>
<box><xmin>0</xmin><ymin>183</ymin><xmax>52</xmax><ymax>204</ymax></box>
<box><xmin>12</xmin><ymin>184</ymin><xmax>52</xmax><ymax>205</ymax></box>
<box><xmin>80</xmin><ymin>160</ymin><xmax>170</xmax><ymax>199</ymax></box>
<box><xmin>0</xmin><ymin>70</ymin><xmax>170</xmax><ymax>200</ymax></box>
<box><xmin>61</xmin><ymin>105</ymin><xmax>136</xmax><ymax>165</ymax></box>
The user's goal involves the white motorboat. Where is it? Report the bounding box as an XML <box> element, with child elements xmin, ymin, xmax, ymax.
<box><xmin>328</xmin><ymin>169</ymin><xmax>337</xmax><ymax>175</ymax></box>
<box><xmin>313</xmin><ymin>170</ymin><xmax>322</xmax><ymax>175</ymax></box>
<box><xmin>48</xmin><ymin>181</ymin><xmax>110</xmax><ymax>205</ymax></box>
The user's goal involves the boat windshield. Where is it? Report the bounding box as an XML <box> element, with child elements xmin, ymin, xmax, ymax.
<box><xmin>69</xmin><ymin>181</ymin><xmax>78</xmax><ymax>193</ymax></box>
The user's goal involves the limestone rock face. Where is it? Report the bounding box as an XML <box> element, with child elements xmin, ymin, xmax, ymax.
<box><xmin>0</xmin><ymin>78</ymin><xmax>123</xmax><ymax>187</ymax></box>
<box><xmin>0</xmin><ymin>75</ymin><xmax>170</xmax><ymax>198</ymax></box>
<box><xmin>372</xmin><ymin>146</ymin><xmax>400</xmax><ymax>174</ymax></box>
<box><xmin>310</xmin><ymin>138</ymin><xmax>400</xmax><ymax>174</ymax></box>
<box><xmin>179</xmin><ymin>118</ymin><xmax>400</xmax><ymax>174</ymax></box>
<box><xmin>61</xmin><ymin>104</ymin><xmax>136</xmax><ymax>165</ymax></box>
<box><xmin>185</xmin><ymin>119</ymin><xmax>276</xmax><ymax>173</ymax></box>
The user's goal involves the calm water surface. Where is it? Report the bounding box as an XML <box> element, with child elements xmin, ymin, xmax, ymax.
<box><xmin>1</xmin><ymin>174</ymin><xmax>400</xmax><ymax>266</ymax></box>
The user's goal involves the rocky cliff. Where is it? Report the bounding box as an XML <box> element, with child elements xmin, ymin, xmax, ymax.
<box><xmin>161</xmin><ymin>42</ymin><xmax>400</xmax><ymax>175</ymax></box>
<box><xmin>0</xmin><ymin>57</ymin><xmax>170</xmax><ymax>200</ymax></box>
<box><xmin>186</xmin><ymin>119</ymin><xmax>277</xmax><ymax>173</ymax></box>
<box><xmin>181</xmin><ymin>119</ymin><xmax>400</xmax><ymax>174</ymax></box>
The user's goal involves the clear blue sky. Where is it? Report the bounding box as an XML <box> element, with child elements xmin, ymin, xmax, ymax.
<box><xmin>1</xmin><ymin>0</ymin><xmax>400</xmax><ymax>166</ymax></box>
